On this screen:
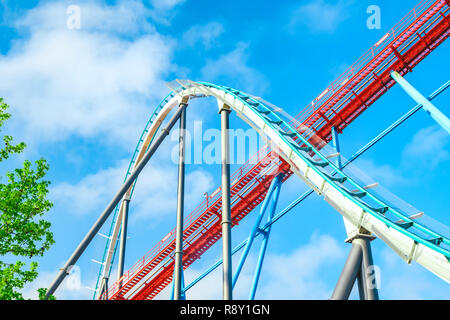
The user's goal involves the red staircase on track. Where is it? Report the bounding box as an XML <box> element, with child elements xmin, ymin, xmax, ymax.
<box><xmin>298</xmin><ymin>0</ymin><xmax>450</xmax><ymax>144</ymax></box>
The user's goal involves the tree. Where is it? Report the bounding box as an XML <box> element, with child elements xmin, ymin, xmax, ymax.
<box><xmin>0</xmin><ymin>98</ymin><xmax>54</xmax><ymax>300</ymax></box>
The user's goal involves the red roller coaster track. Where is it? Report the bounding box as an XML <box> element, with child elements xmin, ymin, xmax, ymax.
<box><xmin>103</xmin><ymin>0</ymin><xmax>450</xmax><ymax>300</ymax></box>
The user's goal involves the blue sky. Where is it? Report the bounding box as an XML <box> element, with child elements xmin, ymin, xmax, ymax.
<box><xmin>0</xmin><ymin>0</ymin><xmax>449</xmax><ymax>299</ymax></box>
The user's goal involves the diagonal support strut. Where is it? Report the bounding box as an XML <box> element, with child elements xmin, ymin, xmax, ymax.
<box><xmin>45</xmin><ymin>104</ymin><xmax>187</xmax><ymax>299</ymax></box>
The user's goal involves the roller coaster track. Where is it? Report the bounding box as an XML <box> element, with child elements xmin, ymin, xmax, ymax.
<box><xmin>94</xmin><ymin>0</ymin><xmax>450</xmax><ymax>300</ymax></box>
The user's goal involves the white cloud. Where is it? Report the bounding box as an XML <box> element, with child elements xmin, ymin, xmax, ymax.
<box><xmin>50</xmin><ymin>159</ymin><xmax>214</xmax><ymax>225</ymax></box>
<box><xmin>348</xmin><ymin>158</ymin><xmax>406</xmax><ymax>187</ymax></box>
<box><xmin>130</xmin><ymin>165</ymin><xmax>214</xmax><ymax>225</ymax></box>
<box><xmin>378</xmin><ymin>247</ymin><xmax>450</xmax><ymax>299</ymax></box>
<box><xmin>147</xmin><ymin>0</ymin><xmax>186</xmax><ymax>24</ymax></box>
<box><xmin>200</xmin><ymin>42</ymin><xmax>269</xmax><ymax>94</ymax></box>
<box><xmin>0</xmin><ymin>0</ymin><xmax>177</xmax><ymax>148</ymax></box>
<box><xmin>288</xmin><ymin>0</ymin><xmax>352</xmax><ymax>34</ymax></box>
<box><xmin>256</xmin><ymin>232</ymin><xmax>345</xmax><ymax>299</ymax></box>
<box><xmin>149</xmin><ymin>0</ymin><xmax>186</xmax><ymax>11</ymax></box>
<box><xmin>21</xmin><ymin>266</ymin><xmax>93</xmax><ymax>300</ymax></box>
<box><xmin>182</xmin><ymin>22</ymin><xmax>225</xmax><ymax>49</ymax></box>
<box><xmin>16</xmin><ymin>1</ymin><xmax>155</xmax><ymax>35</ymax></box>
<box><xmin>157</xmin><ymin>232</ymin><xmax>346</xmax><ymax>300</ymax></box>
<box><xmin>402</xmin><ymin>125</ymin><xmax>449</xmax><ymax>169</ymax></box>
<box><xmin>50</xmin><ymin>161</ymin><xmax>126</xmax><ymax>216</ymax></box>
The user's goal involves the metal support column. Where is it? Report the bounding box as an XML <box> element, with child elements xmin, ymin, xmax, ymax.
<box><xmin>330</xmin><ymin>242</ymin><xmax>363</xmax><ymax>300</ymax></box>
<box><xmin>103</xmin><ymin>281</ymin><xmax>108</xmax><ymax>300</ymax></box>
<box><xmin>331</xmin><ymin>236</ymin><xmax>379</xmax><ymax>300</ymax></box>
<box><xmin>220</xmin><ymin>105</ymin><xmax>233</xmax><ymax>300</ymax></box>
<box><xmin>331</xmin><ymin>126</ymin><xmax>342</xmax><ymax>169</ymax></box>
<box><xmin>98</xmin><ymin>277</ymin><xmax>108</xmax><ymax>300</ymax></box>
<box><xmin>391</xmin><ymin>71</ymin><xmax>450</xmax><ymax>134</ymax></box>
<box><xmin>358</xmin><ymin>237</ymin><xmax>379</xmax><ymax>300</ymax></box>
<box><xmin>330</xmin><ymin>126</ymin><xmax>379</xmax><ymax>300</ymax></box>
<box><xmin>249</xmin><ymin>174</ymin><xmax>283</xmax><ymax>300</ymax></box>
<box><xmin>174</xmin><ymin>103</ymin><xmax>187</xmax><ymax>300</ymax></box>
<box><xmin>171</xmin><ymin>266</ymin><xmax>186</xmax><ymax>300</ymax></box>
<box><xmin>45</xmin><ymin>104</ymin><xmax>186</xmax><ymax>299</ymax></box>
<box><xmin>331</xmin><ymin>125</ymin><xmax>362</xmax><ymax>300</ymax></box>
<box><xmin>356</xmin><ymin>269</ymin><xmax>366</xmax><ymax>300</ymax></box>
<box><xmin>232</xmin><ymin>174</ymin><xmax>283</xmax><ymax>289</ymax></box>
<box><xmin>117</xmin><ymin>197</ymin><xmax>130</xmax><ymax>286</ymax></box>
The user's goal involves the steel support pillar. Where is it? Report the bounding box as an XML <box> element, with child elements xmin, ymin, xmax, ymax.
<box><xmin>330</xmin><ymin>126</ymin><xmax>342</xmax><ymax>169</ymax></box>
<box><xmin>103</xmin><ymin>281</ymin><xmax>108</xmax><ymax>300</ymax></box>
<box><xmin>331</xmin><ymin>236</ymin><xmax>378</xmax><ymax>300</ymax></box>
<box><xmin>232</xmin><ymin>174</ymin><xmax>283</xmax><ymax>288</ymax></box>
<box><xmin>249</xmin><ymin>174</ymin><xmax>282</xmax><ymax>300</ymax></box>
<box><xmin>330</xmin><ymin>241</ymin><xmax>363</xmax><ymax>300</ymax></box>
<box><xmin>391</xmin><ymin>71</ymin><xmax>450</xmax><ymax>134</ymax></box>
<box><xmin>174</xmin><ymin>103</ymin><xmax>187</xmax><ymax>300</ymax></box>
<box><xmin>358</xmin><ymin>237</ymin><xmax>379</xmax><ymax>300</ymax></box>
<box><xmin>45</xmin><ymin>104</ymin><xmax>186</xmax><ymax>299</ymax></box>
<box><xmin>232</xmin><ymin>174</ymin><xmax>283</xmax><ymax>293</ymax></box>
<box><xmin>356</xmin><ymin>269</ymin><xmax>366</xmax><ymax>300</ymax></box>
<box><xmin>98</xmin><ymin>277</ymin><xmax>108</xmax><ymax>300</ymax></box>
<box><xmin>330</xmin><ymin>126</ymin><xmax>379</xmax><ymax>300</ymax></box>
<box><xmin>331</xmin><ymin>125</ymin><xmax>362</xmax><ymax>301</ymax></box>
<box><xmin>117</xmin><ymin>197</ymin><xmax>130</xmax><ymax>287</ymax></box>
<box><xmin>171</xmin><ymin>267</ymin><xmax>186</xmax><ymax>300</ymax></box>
<box><xmin>220</xmin><ymin>106</ymin><xmax>233</xmax><ymax>300</ymax></box>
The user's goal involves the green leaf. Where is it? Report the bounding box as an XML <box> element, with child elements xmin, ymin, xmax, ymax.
<box><xmin>0</xmin><ymin>98</ymin><xmax>54</xmax><ymax>300</ymax></box>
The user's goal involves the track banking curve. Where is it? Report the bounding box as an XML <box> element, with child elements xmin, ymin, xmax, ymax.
<box><xmin>94</xmin><ymin>0</ymin><xmax>450</xmax><ymax>300</ymax></box>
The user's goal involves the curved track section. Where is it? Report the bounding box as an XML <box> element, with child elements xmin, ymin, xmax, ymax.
<box><xmin>102</xmin><ymin>81</ymin><xmax>449</xmax><ymax>300</ymax></box>
<box><xmin>93</xmin><ymin>91</ymin><xmax>177</xmax><ymax>296</ymax></box>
